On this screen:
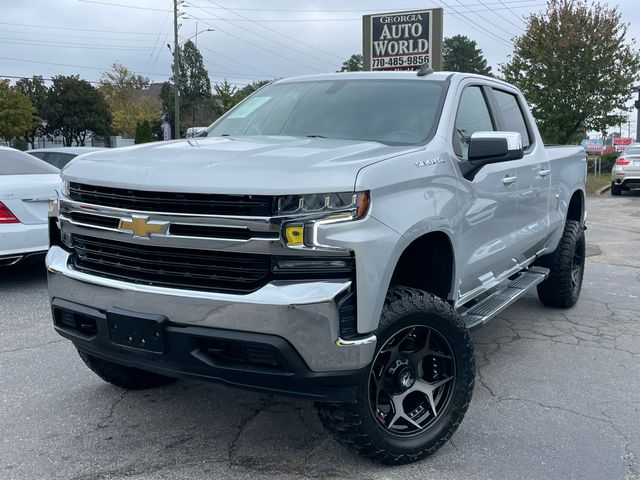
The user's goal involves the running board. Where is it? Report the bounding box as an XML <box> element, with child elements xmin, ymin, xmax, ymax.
<box><xmin>461</xmin><ymin>266</ymin><xmax>549</xmax><ymax>329</ymax></box>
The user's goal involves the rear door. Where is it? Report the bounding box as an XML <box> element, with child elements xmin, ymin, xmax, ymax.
<box><xmin>490</xmin><ymin>88</ymin><xmax>551</xmax><ymax>259</ymax></box>
<box><xmin>0</xmin><ymin>149</ymin><xmax>60</xmax><ymax>225</ymax></box>
<box><xmin>451</xmin><ymin>84</ymin><xmax>522</xmax><ymax>298</ymax></box>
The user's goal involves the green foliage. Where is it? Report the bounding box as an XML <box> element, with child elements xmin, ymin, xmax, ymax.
<box><xmin>234</xmin><ymin>80</ymin><xmax>272</xmax><ymax>104</ymax></box>
<box><xmin>213</xmin><ymin>80</ymin><xmax>238</xmax><ymax>113</ymax></box>
<box><xmin>599</xmin><ymin>151</ymin><xmax>620</xmax><ymax>171</ymax></box>
<box><xmin>443</xmin><ymin>35</ymin><xmax>492</xmax><ymax>75</ymax></box>
<box><xmin>338</xmin><ymin>54</ymin><xmax>363</xmax><ymax>72</ymax></box>
<box><xmin>12</xmin><ymin>138</ymin><xmax>28</xmax><ymax>151</ymax></box>
<box><xmin>44</xmin><ymin>75</ymin><xmax>112</xmax><ymax>146</ymax></box>
<box><xmin>100</xmin><ymin>64</ymin><xmax>160</xmax><ymax>138</ymax></box>
<box><xmin>14</xmin><ymin>76</ymin><xmax>47</xmax><ymax>147</ymax></box>
<box><xmin>501</xmin><ymin>0</ymin><xmax>640</xmax><ymax>144</ymax></box>
<box><xmin>161</xmin><ymin>40</ymin><xmax>215</xmax><ymax>137</ymax></box>
<box><xmin>0</xmin><ymin>80</ymin><xmax>36</xmax><ymax>142</ymax></box>
<box><xmin>134</xmin><ymin>120</ymin><xmax>154</xmax><ymax>144</ymax></box>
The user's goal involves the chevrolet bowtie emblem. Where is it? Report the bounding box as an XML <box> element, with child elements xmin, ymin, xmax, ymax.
<box><xmin>118</xmin><ymin>215</ymin><xmax>169</xmax><ymax>238</ymax></box>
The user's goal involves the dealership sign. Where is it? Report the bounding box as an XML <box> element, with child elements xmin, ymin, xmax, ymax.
<box><xmin>363</xmin><ymin>9</ymin><xmax>443</xmax><ymax>71</ymax></box>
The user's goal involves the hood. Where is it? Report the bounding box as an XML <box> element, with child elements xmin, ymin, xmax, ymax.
<box><xmin>62</xmin><ymin>136</ymin><xmax>419</xmax><ymax>194</ymax></box>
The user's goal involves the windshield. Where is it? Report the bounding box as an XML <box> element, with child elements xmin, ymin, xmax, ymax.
<box><xmin>206</xmin><ymin>79</ymin><xmax>446</xmax><ymax>146</ymax></box>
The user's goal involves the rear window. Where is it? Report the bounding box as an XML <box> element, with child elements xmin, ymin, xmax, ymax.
<box><xmin>624</xmin><ymin>147</ymin><xmax>640</xmax><ymax>155</ymax></box>
<box><xmin>0</xmin><ymin>149</ymin><xmax>59</xmax><ymax>175</ymax></box>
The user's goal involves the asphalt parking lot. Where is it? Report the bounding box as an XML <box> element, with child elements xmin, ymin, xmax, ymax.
<box><xmin>1</xmin><ymin>192</ymin><xmax>639</xmax><ymax>480</ymax></box>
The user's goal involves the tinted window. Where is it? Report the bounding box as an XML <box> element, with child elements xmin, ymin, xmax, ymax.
<box><xmin>45</xmin><ymin>152</ymin><xmax>76</xmax><ymax>169</ymax></box>
<box><xmin>493</xmin><ymin>90</ymin><xmax>532</xmax><ymax>149</ymax></box>
<box><xmin>454</xmin><ymin>86</ymin><xmax>495</xmax><ymax>158</ymax></box>
<box><xmin>0</xmin><ymin>149</ymin><xmax>59</xmax><ymax>175</ymax></box>
<box><xmin>624</xmin><ymin>147</ymin><xmax>640</xmax><ymax>155</ymax></box>
<box><xmin>207</xmin><ymin>80</ymin><xmax>446</xmax><ymax>146</ymax></box>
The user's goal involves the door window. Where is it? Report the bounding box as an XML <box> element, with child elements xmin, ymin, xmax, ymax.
<box><xmin>453</xmin><ymin>86</ymin><xmax>495</xmax><ymax>159</ymax></box>
<box><xmin>493</xmin><ymin>90</ymin><xmax>532</xmax><ymax>149</ymax></box>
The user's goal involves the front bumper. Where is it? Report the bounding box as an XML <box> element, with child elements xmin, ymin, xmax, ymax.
<box><xmin>46</xmin><ymin>247</ymin><xmax>376</xmax><ymax>397</ymax></box>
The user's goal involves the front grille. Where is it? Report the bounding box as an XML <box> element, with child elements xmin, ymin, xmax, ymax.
<box><xmin>68</xmin><ymin>182</ymin><xmax>274</xmax><ymax>216</ymax></box>
<box><xmin>70</xmin><ymin>235</ymin><xmax>272</xmax><ymax>294</ymax></box>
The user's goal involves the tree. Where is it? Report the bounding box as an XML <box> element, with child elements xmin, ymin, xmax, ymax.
<box><xmin>134</xmin><ymin>120</ymin><xmax>154</xmax><ymax>144</ymax></box>
<box><xmin>443</xmin><ymin>35</ymin><xmax>492</xmax><ymax>76</ymax></box>
<box><xmin>338</xmin><ymin>54</ymin><xmax>363</xmax><ymax>72</ymax></box>
<box><xmin>213</xmin><ymin>80</ymin><xmax>238</xmax><ymax>113</ymax></box>
<box><xmin>99</xmin><ymin>64</ymin><xmax>160</xmax><ymax>138</ymax></box>
<box><xmin>14</xmin><ymin>76</ymin><xmax>47</xmax><ymax>147</ymax></box>
<box><xmin>44</xmin><ymin>75</ymin><xmax>112</xmax><ymax>146</ymax></box>
<box><xmin>501</xmin><ymin>0</ymin><xmax>640</xmax><ymax>144</ymax></box>
<box><xmin>160</xmin><ymin>40</ymin><xmax>215</xmax><ymax>137</ymax></box>
<box><xmin>0</xmin><ymin>80</ymin><xmax>36</xmax><ymax>144</ymax></box>
<box><xmin>234</xmin><ymin>80</ymin><xmax>272</xmax><ymax>104</ymax></box>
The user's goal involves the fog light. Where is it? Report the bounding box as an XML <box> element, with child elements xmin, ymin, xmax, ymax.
<box><xmin>273</xmin><ymin>259</ymin><xmax>350</xmax><ymax>271</ymax></box>
<box><xmin>284</xmin><ymin>225</ymin><xmax>304</xmax><ymax>246</ymax></box>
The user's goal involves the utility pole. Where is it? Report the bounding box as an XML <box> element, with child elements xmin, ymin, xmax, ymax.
<box><xmin>635</xmin><ymin>91</ymin><xmax>640</xmax><ymax>142</ymax></box>
<box><xmin>173</xmin><ymin>0</ymin><xmax>180</xmax><ymax>139</ymax></box>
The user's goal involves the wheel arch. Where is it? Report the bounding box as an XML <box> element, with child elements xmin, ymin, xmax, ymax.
<box><xmin>388</xmin><ymin>230</ymin><xmax>456</xmax><ymax>302</ymax></box>
<box><xmin>566</xmin><ymin>188</ymin><xmax>585</xmax><ymax>226</ymax></box>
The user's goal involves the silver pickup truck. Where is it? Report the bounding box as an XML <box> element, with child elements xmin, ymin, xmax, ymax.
<box><xmin>46</xmin><ymin>70</ymin><xmax>587</xmax><ymax>464</ymax></box>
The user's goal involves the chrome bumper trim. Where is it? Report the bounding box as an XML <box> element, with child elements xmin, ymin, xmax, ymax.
<box><xmin>46</xmin><ymin>246</ymin><xmax>377</xmax><ymax>371</ymax></box>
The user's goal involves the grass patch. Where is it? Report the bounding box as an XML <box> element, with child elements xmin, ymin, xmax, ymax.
<box><xmin>586</xmin><ymin>173</ymin><xmax>610</xmax><ymax>196</ymax></box>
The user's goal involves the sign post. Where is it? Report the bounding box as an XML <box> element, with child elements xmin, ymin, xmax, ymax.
<box><xmin>363</xmin><ymin>9</ymin><xmax>443</xmax><ymax>72</ymax></box>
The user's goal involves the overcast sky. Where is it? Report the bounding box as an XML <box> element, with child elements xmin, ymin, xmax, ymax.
<box><xmin>2</xmin><ymin>0</ymin><xmax>639</xmax><ymax>135</ymax></box>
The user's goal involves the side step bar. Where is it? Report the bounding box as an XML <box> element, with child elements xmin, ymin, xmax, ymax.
<box><xmin>461</xmin><ymin>266</ymin><xmax>549</xmax><ymax>329</ymax></box>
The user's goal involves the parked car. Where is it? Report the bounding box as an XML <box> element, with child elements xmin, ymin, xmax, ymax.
<box><xmin>47</xmin><ymin>71</ymin><xmax>587</xmax><ymax>464</ymax></box>
<box><xmin>27</xmin><ymin>147</ymin><xmax>105</xmax><ymax>169</ymax></box>
<box><xmin>0</xmin><ymin>147</ymin><xmax>60</xmax><ymax>266</ymax></box>
<box><xmin>611</xmin><ymin>145</ymin><xmax>640</xmax><ymax>195</ymax></box>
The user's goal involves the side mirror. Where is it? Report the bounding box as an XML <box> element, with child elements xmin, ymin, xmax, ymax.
<box><xmin>468</xmin><ymin>132</ymin><xmax>524</xmax><ymax>165</ymax></box>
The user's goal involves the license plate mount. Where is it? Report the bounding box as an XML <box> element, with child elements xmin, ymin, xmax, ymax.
<box><xmin>107</xmin><ymin>308</ymin><xmax>168</xmax><ymax>354</ymax></box>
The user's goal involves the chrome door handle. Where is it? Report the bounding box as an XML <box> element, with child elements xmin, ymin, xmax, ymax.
<box><xmin>538</xmin><ymin>169</ymin><xmax>551</xmax><ymax>177</ymax></box>
<box><xmin>23</xmin><ymin>197</ymin><xmax>53</xmax><ymax>202</ymax></box>
<box><xmin>502</xmin><ymin>175</ymin><xmax>517</xmax><ymax>185</ymax></box>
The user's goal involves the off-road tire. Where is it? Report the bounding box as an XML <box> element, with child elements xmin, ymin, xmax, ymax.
<box><xmin>78</xmin><ymin>350</ymin><xmax>177</xmax><ymax>389</ymax></box>
<box><xmin>610</xmin><ymin>183</ymin><xmax>622</xmax><ymax>196</ymax></box>
<box><xmin>315</xmin><ymin>287</ymin><xmax>475</xmax><ymax>465</ymax></box>
<box><xmin>536</xmin><ymin>220</ymin><xmax>585</xmax><ymax>308</ymax></box>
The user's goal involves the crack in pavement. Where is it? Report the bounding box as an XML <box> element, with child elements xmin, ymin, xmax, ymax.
<box><xmin>0</xmin><ymin>338</ymin><xmax>65</xmax><ymax>355</ymax></box>
<box><xmin>95</xmin><ymin>390</ymin><xmax>128</xmax><ymax>430</ymax></box>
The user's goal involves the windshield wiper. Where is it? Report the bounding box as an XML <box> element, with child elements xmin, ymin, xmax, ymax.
<box><xmin>306</xmin><ymin>134</ymin><xmax>327</xmax><ymax>138</ymax></box>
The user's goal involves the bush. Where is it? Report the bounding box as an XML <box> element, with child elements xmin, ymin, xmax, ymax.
<box><xmin>588</xmin><ymin>151</ymin><xmax>619</xmax><ymax>172</ymax></box>
<box><xmin>12</xmin><ymin>138</ymin><xmax>28</xmax><ymax>151</ymax></box>
<box><xmin>134</xmin><ymin>120</ymin><xmax>154</xmax><ymax>144</ymax></box>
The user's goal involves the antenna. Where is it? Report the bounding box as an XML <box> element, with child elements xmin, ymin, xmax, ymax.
<box><xmin>417</xmin><ymin>64</ymin><xmax>434</xmax><ymax>77</ymax></box>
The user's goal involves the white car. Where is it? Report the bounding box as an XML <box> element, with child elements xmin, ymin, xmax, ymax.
<box><xmin>27</xmin><ymin>147</ymin><xmax>105</xmax><ymax>169</ymax></box>
<box><xmin>0</xmin><ymin>147</ymin><xmax>60</xmax><ymax>266</ymax></box>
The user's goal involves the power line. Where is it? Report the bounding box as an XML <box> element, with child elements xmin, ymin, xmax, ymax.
<box><xmin>146</xmin><ymin>10</ymin><xmax>173</xmax><ymax>72</ymax></box>
<box><xmin>188</xmin><ymin>5</ymin><xmax>333</xmax><ymax>70</ymax></box>
<box><xmin>494</xmin><ymin>0</ymin><xmax>528</xmax><ymax>23</ymax></box>
<box><xmin>461</xmin><ymin>0</ymin><xmax>524</xmax><ymax>31</ymax></box>
<box><xmin>186</xmin><ymin>9</ymin><xmax>326</xmax><ymax>73</ymax></box>
<box><xmin>452</xmin><ymin>0</ymin><xmax>520</xmax><ymax>38</ymax></box>
<box><xmin>187</xmin><ymin>0</ymin><xmax>545</xmax><ymax>12</ymax></box>
<box><xmin>433</xmin><ymin>0</ymin><xmax>513</xmax><ymax>46</ymax></box>
<box><xmin>200</xmin><ymin>0</ymin><xmax>343</xmax><ymax>62</ymax></box>
<box><xmin>77</xmin><ymin>0</ymin><xmax>170</xmax><ymax>12</ymax></box>
<box><xmin>0</xmin><ymin>21</ymin><xmax>165</xmax><ymax>36</ymax></box>
<box><xmin>0</xmin><ymin>38</ymin><xmax>155</xmax><ymax>50</ymax></box>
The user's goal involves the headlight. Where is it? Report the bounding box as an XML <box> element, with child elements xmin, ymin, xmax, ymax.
<box><xmin>275</xmin><ymin>192</ymin><xmax>369</xmax><ymax>218</ymax></box>
<box><xmin>281</xmin><ymin>191</ymin><xmax>370</xmax><ymax>249</ymax></box>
